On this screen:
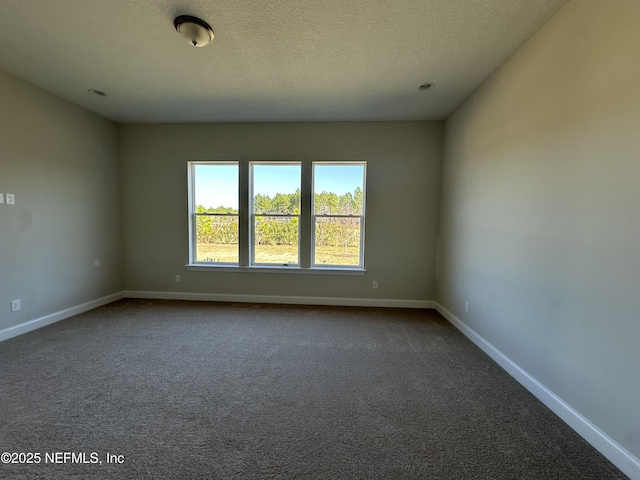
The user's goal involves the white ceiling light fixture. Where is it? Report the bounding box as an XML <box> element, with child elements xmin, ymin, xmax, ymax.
<box><xmin>174</xmin><ymin>15</ymin><xmax>214</xmax><ymax>47</ymax></box>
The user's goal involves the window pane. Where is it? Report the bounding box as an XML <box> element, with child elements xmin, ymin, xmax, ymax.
<box><xmin>254</xmin><ymin>215</ymin><xmax>299</xmax><ymax>265</ymax></box>
<box><xmin>314</xmin><ymin>217</ymin><xmax>361</xmax><ymax>266</ymax></box>
<box><xmin>195</xmin><ymin>214</ymin><xmax>238</xmax><ymax>263</ymax></box>
<box><xmin>314</xmin><ymin>164</ymin><xmax>364</xmax><ymax>215</ymax></box>
<box><xmin>194</xmin><ymin>164</ymin><xmax>238</xmax><ymax>212</ymax></box>
<box><xmin>253</xmin><ymin>164</ymin><xmax>301</xmax><ymax>214</ymax></box>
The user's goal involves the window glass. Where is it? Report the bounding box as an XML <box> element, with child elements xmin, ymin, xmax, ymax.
<box><xmin>193</xmin><ymin>163</ymin><xmax>239</xmax><ymax>263</ymax></box>
<box><xmin>313</xmin><ymin>163</ymin><xmax>365</xmax><ymax>267</ymax></box>
<box><xmin>252</xmin><ymin>164</ymin><xmax>301</xmax><ymax>265</ymax></box>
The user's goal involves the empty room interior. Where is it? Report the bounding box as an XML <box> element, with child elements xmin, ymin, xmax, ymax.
<box><xmin>0</xmin><ymin>0</ymin><xmax>639</xmax><ymax>478</ymax></box>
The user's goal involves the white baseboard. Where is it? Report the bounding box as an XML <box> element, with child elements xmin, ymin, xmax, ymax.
<box><xmin>0</xmin><ymin>291</ymin><xmax>124</xmax><ymax>343</ymax></box>
<box><xmin>123</xmin><ymin>290</ymin><xmax>434</xmax><ymax>309</ymax></box>
<box><xmin>435</xmin><ymin>302</ymin><xmax>640</xmax><ymax>480</ymax></box>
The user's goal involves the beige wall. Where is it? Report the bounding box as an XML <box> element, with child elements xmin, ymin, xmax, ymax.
<box><xmin>119</xmin><ymin>122</ymin><xmax>442</xmax><ymax>304</ymax></box>
<box><xmin>438</xmin><ymin>0</ymin><xmax>640</xmax><ymax>463</ymax></box>
<box><xmin>0</xmin><ymin>70</ymin><xmax>121</xmax><ymax>331</ymax></box>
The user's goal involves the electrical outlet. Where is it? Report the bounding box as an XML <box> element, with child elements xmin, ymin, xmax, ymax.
<box><xmin>372</xmin><ymin>281</ymin><xmax>378</xmax><ymax>289</ymax></box>
<box><xmin>11</xmin><ymin>299</ymin><xmax>21</xmax><ymax>312</ymax></box>
<box><xmin>6</xmin><ymin>193</ymin><xmax>15</xmax><ymax>205</ymax></box>
<box><xmin>175</xmin><ymin>275</ymin><xmax>181</xmax><ymax>283</ymax></box>
<box><xmin>464</xmin><ymin>301</ymin><xmax>470</xmax><ymax>313</ymax></box>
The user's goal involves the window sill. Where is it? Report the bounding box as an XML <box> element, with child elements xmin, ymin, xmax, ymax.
<box><xmin>185</xmin><ymin>264</ymin><xmax>366</xmax><ymax>275</ymax></box>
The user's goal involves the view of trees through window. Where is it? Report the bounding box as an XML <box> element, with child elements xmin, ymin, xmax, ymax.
<box><xmin>192</xmin><ymin>162</ymin><xmax>365</xmax><ymax>267</ymax></box>
<box><xmin>194</xmin><ymin>163</ymin><xmax>239</xmax><ymax>263</ymax></box>
<box><xmin>313</xmin><ymin>163</ymin><xmax>364</xmax><ymax>266</ymax></box>
<box><xmin>252</xmin><ymin>164</ymin><xmax>301</xmax><ymax>264</ymax></box>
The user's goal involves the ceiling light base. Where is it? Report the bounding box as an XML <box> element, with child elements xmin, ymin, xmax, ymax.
<box><xmin>174</xmin><ymin>15</ymin><xmax>214</xmax><ymax>47</ymax></box>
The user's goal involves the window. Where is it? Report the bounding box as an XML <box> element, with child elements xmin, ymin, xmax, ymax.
<box><xmin>251</xmin><ymin>163</ymin><xmax>301</xmax><ymax>265</ymax></box>
<box><xmin>188</xmin><ymin>161</ymin><xmax>366</xmax><ymax>271</ymax></box>
<box><xmin>190</xmin><ymin>163</ymin><xmax>239</xmax><ymax>264</ymax></box>
<box><xmin>313</xmin><ymin>163</ymin><xmax>365</xmax><ymax>268</ymax></box>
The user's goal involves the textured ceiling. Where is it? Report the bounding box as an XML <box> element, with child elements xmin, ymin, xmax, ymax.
<box><xmin>0</xmin><ymin>0</ymin><xmax>567</xmax><ymax>123</ymax></box>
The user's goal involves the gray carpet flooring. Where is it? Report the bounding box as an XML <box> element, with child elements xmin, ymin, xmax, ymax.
<box><xmin>0</xmin><ymin>299</ymin><xmax>627</xmax><ymax>479</ymax></box>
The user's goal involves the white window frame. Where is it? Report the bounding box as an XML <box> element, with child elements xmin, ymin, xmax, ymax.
<box><xmin>186</xmin><ymin>160</ymin><xmax>366</xmax><ymax>274</ymax></box>
<box><xmin>188</xmin><ymin>161</ymin><xmax>240</xmax><ymax>265</ymax></box>
<box><xmin>250</xmin><ymin>161</ymin><xmax>301</xmax><ymax>266</ymax></box>
<box><xmin>311</xmin><ymin>162</ymin><xmax>366</xmax><ymax>269</ymax></box>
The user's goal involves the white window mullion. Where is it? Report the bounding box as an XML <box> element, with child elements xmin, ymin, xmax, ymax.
<box><xmin>300</xmin><ymin>161</ymin><xmax>312</xmax><ymax>268</ymax></box>
<box><xmin>240</xmin><ymin>159</ymin><xmax>251</xmax><ymax>266</ymax></box>
<box><xmin>187</xmin><ymin>163</ymin><xmax>197</xmax><ymax>264</ymax></box>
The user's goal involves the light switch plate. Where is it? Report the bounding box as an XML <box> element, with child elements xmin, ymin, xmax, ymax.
<box><xmin>6</xmin><ymin>193</ymin><xmax>15</xmax><ymax>205</ymax></box>
<box><xmin>0</xmin><ymin>193</ymin><xmax>4</xmax><ymax>204</ymax></box>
